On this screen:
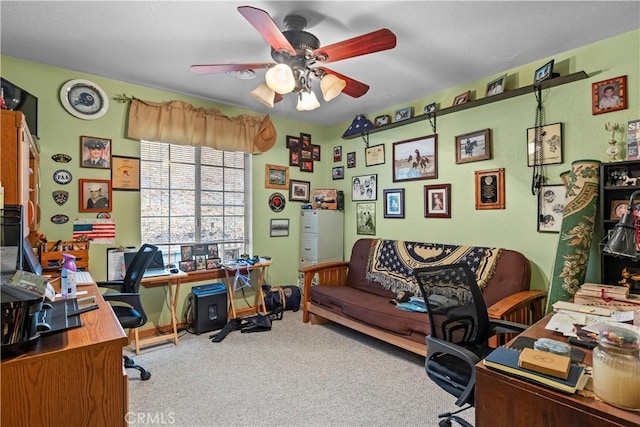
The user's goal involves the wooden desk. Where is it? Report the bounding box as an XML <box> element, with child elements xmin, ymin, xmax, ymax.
<box><xmin>475</xmin><ymin>315</ymin><xmax>640</xmax><ymax>427</ymax></box>
<box><xmin>222</xmin><ymin>260</ymin><xmax>271</xmax><ymax>319</ymax></box>
<box><xmin>1</xmin><ymin>283</ymin><xmax>129</xmax><ymax>427</ymax></box>
<box><xmin>137</xmin><ymin>270</ymin><xmax>187</xmax><ymax>354</ymax></box>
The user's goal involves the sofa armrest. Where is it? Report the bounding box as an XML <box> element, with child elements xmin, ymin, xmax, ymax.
<box><xmin>299</xmin><ymin>261</ymin><xmax>350</xmax><ymax>323</ymax></box>
<box><xmin>487</xmin><ymin>290</ymin><xmax>546</xmax><ymax>324</ymax></box>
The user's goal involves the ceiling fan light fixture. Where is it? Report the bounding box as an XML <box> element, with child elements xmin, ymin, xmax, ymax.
<box><xmin>296</xmin><ymin>90</ymin><xmax>320</xmax><ymax>111</ymax></box>
<box><xmin>250</xmin><ymin>83</ymin><xmax>276</xmax><ymax>108</ymax></box>
<box><xmin>265</xmin><ymin>64</ymin><xmax>295</xmax><ymax>94</ymax></box>
<box><xmin>320</xmin><ymin>74</ymin><xmax>346</xmax><ymax>101</ymax></box>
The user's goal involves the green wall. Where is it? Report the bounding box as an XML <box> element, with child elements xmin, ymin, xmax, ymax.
<box><xmin>1</xmin><ymin>29</ymin><xmax>638</xmax><ymax>330</ymax></box>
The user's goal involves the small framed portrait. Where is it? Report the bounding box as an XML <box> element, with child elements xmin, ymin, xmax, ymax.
<box><xmin>347</xmin><ymin>151</ymin><xmax>356</xmax><ymax>168</ymax></box>
<box><xmin>332</xmin><ymin>166</ymin><xmax>345</xmax><ymax>180</ymax></box>
<box><xmin>452</xmin><ymin>91</ymin><xmax>470</xmax><ymax>106</ymax></box>
<box><xmin>180</xmin><ymin>245</ymin><xmax>193</xmax><ymax>261</ymax></box>
<box><xmin>179</xmin><ymin>261</ymin><xmax>196</xmax><ymax>272</ymax></box>
<box><xmin>195</xmin><ymin>255</ymin><xmax>207</xmax><ymax>270</ymax></box>
<box><xmin>264</xmin><ymin>164</ymin><xmax>289</xmax><ymax>189</ymax></box>
<box><xmin>300</xmin><ymin>160</ymin><xmax>314</xmax><ymax>173</ymax></box>
<box><xmin>356</xmin><ymin>202</ymin><xmax>376</xmax><ymax>236</ymax></box>
<box><xmin>311</xmin><ymin>144</ymin><xmax>321</xmax><ymax>161</ymax></box>
<box><xmin>79</xmin><ymin>179</ymin><xmax>111</xmax><ymax>212</ymax></box>
<box><xmin>424</xmin><ymin>184</ymin><xmax>451</xmax><ymax>218</ymax></box>
<box><xmin>455</xmin><ymin>129</ymin><xmax>492</xmax><ymax>164</ymax></box>
<box><xmin>423</xmin><ymin>102</ymin><xmax>436</xmax><ymax>115</ymax></box>
<box><xmin>333</xmin><ymin>146</ymin><xmax>342</xmax><ymax>162</ymax></box>
<box><xmin>374</xmin><ymin>114</ymin><xmax>391</xmax><ymax>127</ymax></box>
<box><xmin>383</xmin><ymin>188</ymin><xmax>405</xmax><ymax>219</ymax></box>
<box><xmin>288</xmin><ymin>179</ymin><xmax>310</xmax><ymax>202</ymax></box>
<box><xmin>270</xmin><ymin>219</ymin><xmax>290</xmax><ymax>237</ymax></box>
<box><xmin>111</xmin><ymin>155</ymin><xmax>140</xmax><ymax>191</ymax></box>
<box><xmin>365</xmin><ymin>144</ymin><xmax>385</xmax><ymax>167</ymax></box>
<box><xmin>392</xmin><ymin>134</ymin><xmax>438</xmax><ymax>182</ymax></box>
<box><xmin>289</xmin><ymin>149</ymin><xmax>300</xmax><ymax>167</ymax></box>
<box><xmin>286</xmin><ymin>135</ymin><xmax>300</xmax><ymax>149</ymax></box>
<box><xmin>206</xmin><ymin>258</ymin><xmax>220</xmax><ymax>270</ymax></box>
<box><xmin>207</xmin><ymin>244</ymin><xmax>219</xmax><ymax>259</ymax></box>
<box><xmin>527</xmin><ymin>122</ymin><xmax>563</xmax><ymax>166</ymax></box>
<box><xmin>538</xmin><ymin>184</ymin><xmax>566</xmax><ymax>233</ymax></box>
<box><xmin>300</xmin><ymin>132</ymin><xmax>312</xmax><ymax>147</ymax></box>
<box><xmin>533</xmin><ymin>59</ymin><xmax>556</xmax><ymax>85</ymax></box>
<box><xmin>610</xmin><ymin>199</ymin><xmax>631</xmax><ymax>221</ymax></box>
<box><xmin>352</xmin><ymin>174</ymin><xmax>377</xmax><ymax>201</ymax></box>
<box><xmin>485</xmin><ymin>74</ymin><xmax>506</xmax><ymax>97</ymax></box>
<box><xmin>475</xmin><ymin>168</ymin><xmax>505</xmax><ymax>210</ymax></box>
<box><xmin>81</xmin><ymin>135</ymin><xmax>111</xmax><ymax>169</ymax></box>
<box><xmin>592</xmin><ymin>75</ymin><xmax>628</xmax><ymax>115</ymax></box>
<box><xmin>394</xmin><ymin>107</ymin><xmax>414</xmax><ymax>122</ymax></box>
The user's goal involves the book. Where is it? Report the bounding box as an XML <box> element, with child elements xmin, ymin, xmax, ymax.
<box><xmin>518</xmin><ymin>348</ymin><xmax>570</xmax><ymax>379</ymax></box>
<box><xmin>483</xmin><ymin>346</ymin><xmax>588</xmax><ymax>394</ymax></box>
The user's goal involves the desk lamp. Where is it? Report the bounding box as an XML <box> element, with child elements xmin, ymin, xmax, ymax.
<box><xmin>601</xmin><ymin>189</ymin><xmax>640</xmax><ymax>260</ymax></box>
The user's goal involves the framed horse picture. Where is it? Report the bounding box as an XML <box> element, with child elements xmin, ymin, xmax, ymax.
<box><xmin>392</xmin><ymin>134</ymin><xmax>438</xmax><ymax>182</ymax></box>
<box><xmin>455</xmin><ymin>129</ymin><xmax>492</xmax><ymax>164</ymax></box>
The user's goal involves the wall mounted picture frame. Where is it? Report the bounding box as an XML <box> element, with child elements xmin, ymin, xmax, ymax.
<box><xmin>288</xmin><ymin>179</ymin><xmax>310</xmax><ymax>202</ymax></box>
<box><xmin>356</xmin><ymin>202</ymin><xmax>376</xmax><ymax>235</ymax></box>
<box><xmin>424</xmin><ymin>184</ymin><xmax>451</xmax><ymax>218</ymax></box>
<box><xmin>333</xmin><ymin>146</ymin><xmax>342</xmax><ymax>162</ymax></box>
<box><xmin>394</xmin><ymin>106</ymin><xmax>414</xmax><ymax>122</ymax></box>
<box><xmin>452</xmin><ymin>91</ymin><xmax>470</xmax><ymax>106</ymax></box>
<box><xmin>392</xmin><ymin>134</ymin><xmax>438</xmax><ymax>182</ymax></box>
<box><xmin>300</xmin><ymin>160</ymin><xmax>314</xmax><ymax>173</ymax></box>
<box><xmin>289</xmin><ymin>149</ymin><xmax>300</xmax><ymax>167</ymax></box>
<box><xmin>80</xmin><ymin>135</ymin><xmax>111</xmax><ymax>169</ymax></box>
<box><xmin>455</xmin><ymin>129</ymin><xmax>492</xmax><ymax>164</ymax></box>
<box><xmin>383</xmin><ymin>188</ymin><xmax>405</xmax><ymax>219</ymax></box>
<box><xmin>311</xmin><ymin>144</ymin><xmax>321</xmax><ymax>161</ymax></box>
<box><xmin>300</xmin><ymin>132</ymin><xmax>312</xmax><ymax>147</ymax></box>
<box><xmin>374</xmin><ymin>114</ymin><xmax>391</xmax><ymax>127</ymax></box>
<box><xmin>592</xmin><ymin>75</ymin><xmax>628</xmax><ymax>115</ymax></box>
<box><xmin>475</xmin><ymin>168</ymin><xmax>505</xmax><ymax>210</ymax></box>
<box><xmin>79</xmin><ymin>179</ymin><xmax>112</xmax><ymax>212</ymax></box>
<box><xmin>424</xmin><ymin>102</ymin><xmax>436</xmax><ymax>115</ymax></box>
<box><xmin>365</xmin><ymin>144</ymin><xmax>385</xmax><ymax>167</ymax></box>
<box><xmin>286</xmin><ymin>135</ymin><xmax>300</xmax><ymax>149</ymax></box>
<box><xmin>270</xmin><ymin>219</ymin><xmax>290</xmax><ymax>237</ymax></box>
<box><xmin>352</xmin><ymin>173</ymin><xmax>377</xmax><ymax>201</ymax></box>
<box><xmin>300</xmin><ymin>147</ymin><xmax>312</xmax><ymax>160</ymax></box>
<box><xmin>332</xmin><ymin>166</ymin><xmax>345</xmax><ymax>180</ymax></box>
<box><xmin>111</xmin><ymin>155</ymin><xmax>140</xmax><ymax>191</ymax></box>
<box><xmin>347</xmin><ymin>151</ymin><xmax>356</xmax><ymax>168</ymax></box>
<box><xmin>264</xmin><ymin>164</ymin><xmax>289</xmax><ymax>189</ymax></box>
<box><xmin>527</xmin><ymin>122</ymin><xmax>563</xmax><ymax>166</ymax></box>
<box><xmin>538</xmin><ymin>184</ymin><xmax>566</xmax><ymax>233</ymax></box>
<box><xmin>533</xmin><ymin>59</ymin><xmax>556</xmax><ymax>85</ymax></box>
<box><xmin>485</xmin><ymin>74</ymin><xmax>506</xmax><ymax>96</ymax></box>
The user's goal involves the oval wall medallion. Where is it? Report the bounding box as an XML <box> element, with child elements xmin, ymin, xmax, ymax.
<box><xmin>53</xmin><ymin>169</ymin><xmax>73</xmax><ymax>184</ymax></box>
<box><xmin>51</xmin><ymin>153</ymin><xmax>72</xmax><ymax>163</ymax></box>
<box><xmin>96</xmin><ymin>212</ymin><xmax>111</xmax><ymax>219</ymax></box>
<box><xmin>52</xmin><ymin>190</ymin><xmax>69</xmax><ymax>206</ymax></box>
<box><xmin>268</xmin><ymin>192</ymin><xmax>286</xmax><ymax>212</ymax></box>
<box><xmin>51</xmin><ymin>214</ymin><xmax>69</xmax><ymax>224</ymax></box>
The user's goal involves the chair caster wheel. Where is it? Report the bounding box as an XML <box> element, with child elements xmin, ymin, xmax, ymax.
<box><xmin>140</xmin><ymin>371</ymin><xmax>151</xmax><ymax>381</ymax></box>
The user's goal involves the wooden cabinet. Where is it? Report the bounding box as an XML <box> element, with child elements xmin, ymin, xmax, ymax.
<box><xmin>599</xmin><ymin>160</ymin><xmax>640</xmax><ymax>287</ymax></box>
<box><xmin>299</xmin><ymin>210</ymin><xmax>344</xmax><ymax>268</ymax></box>
<box><xmin>1</xmin><ymin>110</ymin><xmax>40</xmax><ymax>240</ymax></box>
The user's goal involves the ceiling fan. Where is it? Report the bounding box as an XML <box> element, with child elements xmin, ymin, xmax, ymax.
<box><xmin>190</xmin><ymin>5</ymin><xmax>397</xmax><ymax>111</ymax></box>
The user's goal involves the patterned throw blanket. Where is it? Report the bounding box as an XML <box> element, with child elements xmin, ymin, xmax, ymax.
<box><xmin>365</xmin><ymin>239</ymin><xmax>503</xmax><ymax>294</ymax></box>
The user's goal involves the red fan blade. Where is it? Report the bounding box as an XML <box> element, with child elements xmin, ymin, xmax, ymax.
<box><xmin>190</xmin><ymin>63</ymin><xmax>274</xmax><ymax>74</ymax></box>
<box><xmin>238</xmin><ymin>6</ymin><xmax>296</xmax><ymax>56</ymax></box>
<box><xmin>312</xmin><ymin>28</ymin><xmax>396</xmax><ymax>64</ymax></box>
<box><xmin>320</xmin><ymin>68</ymin><xmax>369</xmax><ymax>98</ymax></box>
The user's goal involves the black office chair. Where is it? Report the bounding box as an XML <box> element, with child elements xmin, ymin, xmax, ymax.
<box><xmin>414</xmin><ymin>263</ymin><xmax>527</xmax><ymax>427</ymax></box>
<box><xmin>98</xmin><ymin>244</ymin><xmax>159</xmax><ymax>380</ymax></box>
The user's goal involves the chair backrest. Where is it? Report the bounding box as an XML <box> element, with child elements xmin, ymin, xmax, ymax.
<box><xmin>122</xmin><ymin>244</ymin><xmax>159</xmax><ymax>293</ymax></box>
<box><xmin>414</xmin><ymin>263</ymin><xmax>491</xmax><ymax>346</ymax></box>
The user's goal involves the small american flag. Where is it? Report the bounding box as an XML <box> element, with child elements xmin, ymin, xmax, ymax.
<box><xmin>73</xmin><ymin>219</ymin><xmax>116</xmax><ymax>244</ymax></box>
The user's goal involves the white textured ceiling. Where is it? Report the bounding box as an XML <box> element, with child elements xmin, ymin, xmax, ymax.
<box><xmin>1</xmin><ymin>1</ymin><xmax>639</xmax><ymax>126</ymax></box>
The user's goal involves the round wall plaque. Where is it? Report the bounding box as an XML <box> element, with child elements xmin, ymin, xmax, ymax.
<box><xmin>53</xmin><ymin>169</ymin><xmax>72</xmax><ymax>184</ymax></box>
<box><xmin>268</xmin><ymin>193</ymin><xmax>286</xmax><ymax>212</ymax></box>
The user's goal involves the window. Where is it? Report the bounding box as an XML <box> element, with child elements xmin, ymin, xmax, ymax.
<box><xmin>140</xmin><ymin>141</ymin><xmax>250</xmax><ymax>264</ymax></box>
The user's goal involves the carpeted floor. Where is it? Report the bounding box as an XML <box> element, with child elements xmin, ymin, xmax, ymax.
<box><xmin>127</xmin><ymin>310</ymin><xmax>474</xmax><ymax>427</ymax></box>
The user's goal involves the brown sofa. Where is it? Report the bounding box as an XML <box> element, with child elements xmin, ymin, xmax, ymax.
<box><xmin>300</xmin><ymin>238</ymin><xmax>546</xmax><ymax>356</ymax></box>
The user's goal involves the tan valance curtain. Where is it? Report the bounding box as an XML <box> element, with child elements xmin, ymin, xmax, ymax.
<box><xmin>126</xmin><ymin>98</ymin><xmax>276</xmax><ymax>154</ymax></box>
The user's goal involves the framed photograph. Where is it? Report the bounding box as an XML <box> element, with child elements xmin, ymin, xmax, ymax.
<box><xmin>592</xmin><ymin>75</ymin><xmax>628</xmax><ymax>115</ymax></box>
<box><xmin>313</xmin><ymin>189</ymin><xmax>338</xmax><ymax>210</ymax></box>
<box><xmin>527</xmin><ymin>122</ymin><xmax>563</xmax><ymax>166</ymax></box>
<box><xmin>610</xmin><ymin>199</ymin><xmax>631</xmax><ymax>221</ymax></box>
<box><xmin>300</xmin><ymin>148</ymin><xmax>312</xmax><ymax>160</ymax></box>
<box><xmin>264</xmin><ymin>164</ymin><xmax>289</xmax><ymax>189</ymax></box>
<box><xmin>289</xmin><ymin>149</ymin><xmax>300</xmax><ymax>167</ymax></box>
<box><xmin>180</xmin><ymin>245</ymin><xmax>193</xmax><ymax>261</ymax></box>
<box><xmin>455</xmin><ymin>129</ymin><xmax>492</xmax><ymax>164</ymax></box>
<box><xmin>347</xmin><ymin>151</ymin><xmax>356</xmax><ymax>168</ymax></box>
<box><xmin>79</xmin><ymin>179</ymin><xmax>112</xmax><ymax>212</ymax></box>
<box><xmin>207</xmin><ymin>244</ymin><xmax>219</xmax><ymax>258</ymax></box>
<box><xmin>270</xmin><ymin>219</ymin><xmax>290</xmax><ymax>237</ymax></box>
<box><xmin>383</xmin><ymin>188</ymin><xmax>405</xmax><ymax>219</ymax></box>
<box><xmin>452</xmin><ymin>91</ymin><xmax>470</xmax><ymax>106</ymax></box>
<box><xmin>300</xmin><ymin>160</ymin><xmax>314</xmax><ymax>173</ymax></box>
<box><xmin>333</xmin><ymin>146</ymin><xmax>342</xmax><ymax>162</ymax></box>
<box><xmin>332</xmin><ymin>166</ymin><xmax>345</xmax><ymax>180</ymax></box>
<box><xmin>365</xmin><ymin>144</ymin><xmax>385</xmax><ymax>167</ymax></box>
<box><xmin>392</xmin><ymin>134</ymin><xmax>438</xmax><ymax>182</ymax></box>
<box><xmin>206</xmin><ymin>258</ymin><xmax>220</xmax><ymax>269</ymax></box>
<box><xmin>288</xmin><ymin>179</ymin><xmax>310</xmax><ymax>202</ymax></box>
<box><xmin>311</xmin><ymin>144</ymin><xmax>321</xmax><ymax>161</ymax></box>
<box><xmin>475</xmin><ymin>168</ymin><xmax>505</xmax><ymax>210</ymax></box>
<box><xmin>356</xmin><ymin>202</ymin><xmax>376</xmax><ymax>235</ymax></box>
<box><xmin>80</xmin><ymin>135</ymin><xmax>111</xmax><ymax>169</ymax></box>
<box><xmin>533</xmin><ymin>59</ymin><xmax>555</xmax><ymax>85</ymax></box>
<box><xmin>179</xmin><ymin>260</ymin><xmax>196</xmax><ymax>272</ymax></box>
<box><xmin>394</xmin><ymin>107</ymin><xmax>414</xmax><ymax>122</ymax></box>
<box><xmin>352</xmin><ymin>174</ymin><xmax>377</xmax><ymax>201</ymax></box>
<box><xmin>424</xmin><ymin>184</ymin><xmax>451</xmax><ymax>218</ymax></box>
<box><xmin>374</xmin><ymin>114</ymin><xmax>391</xmax><ymax>127</ymax></box>
<box><xmin>111</xmin><ymin>155</ymin><xmax>140</xmax><ymax>191</ymax></box>
<box><xmin>423</xmin><ymin>102</ymin><xmax>436</xmax><ymax>115</ymax></box>
<box><xmin>286</xmin><ymin>135</ymin><xmax>300</xmax><ymax>149</ymax></box>
<box><xmin>300</xmin><ymin>132</ymin><xmax>312</xmax><ymax>147</ymax></box>
<box><xmin>486</xmin><ymin>74</ymin><xmax>506</xmax><ymax>96</ymax></box>
<box><xmin>538</xmin><ymin>184</ymin><xmax>566</xmax><ymax>233</ymax></box>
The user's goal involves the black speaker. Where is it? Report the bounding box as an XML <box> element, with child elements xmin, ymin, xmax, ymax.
<box><xmin>192</xmin><ymin>283</ymin><xmax>227</xmax><ymax>334</ymax></box>
<box><xmin>337</xmin><ymin>190</ymin><xmax>344</xmax><ymax>211</ymax></box>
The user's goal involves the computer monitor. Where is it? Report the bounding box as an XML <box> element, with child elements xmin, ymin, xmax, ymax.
<box><xmin>21</xmin><ymin>237</ymin><xmax>42</xmax><ymax>275</ymax></box>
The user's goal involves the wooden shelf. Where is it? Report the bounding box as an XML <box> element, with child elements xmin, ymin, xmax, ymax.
<box><xmin>342</xmin><ymin>71</ymin><xmax>589</xmax><ymax>139</ymax></box>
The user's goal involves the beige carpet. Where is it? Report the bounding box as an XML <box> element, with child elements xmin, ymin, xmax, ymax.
<box><xmin>127</xmin><ymin>310</ymin><xmax>474</xmax><ymax>426</ymax></box>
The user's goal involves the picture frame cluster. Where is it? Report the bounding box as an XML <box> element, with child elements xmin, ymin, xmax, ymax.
<box><xmin>287</xmin><ymin>132</ymin><xmax>319</xmax><ymax>173</ymax></box>
<box><xmin>179</xmin><ymin>243</ymin><xmax>221</xmax><ymax>272</ymax></box>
